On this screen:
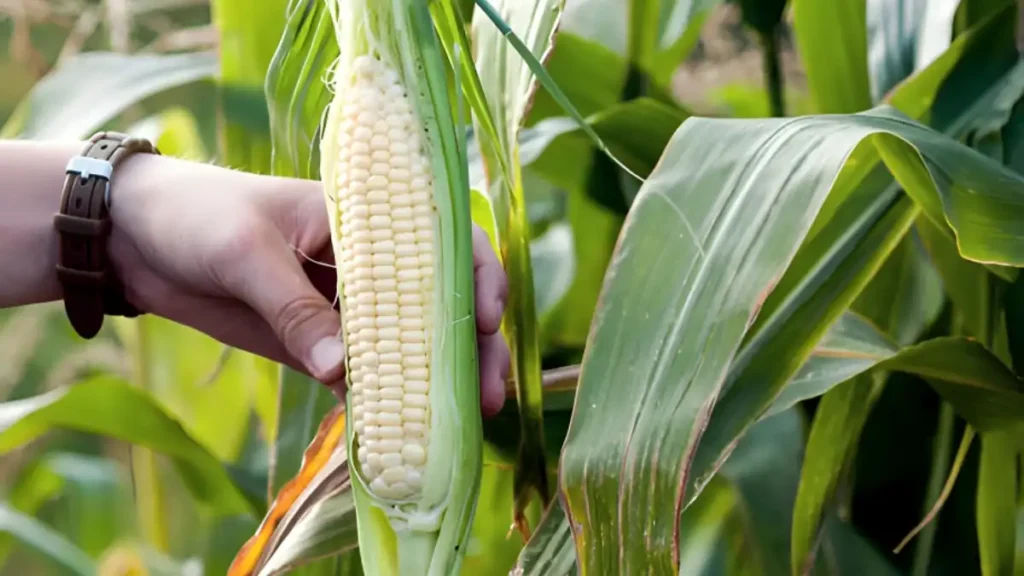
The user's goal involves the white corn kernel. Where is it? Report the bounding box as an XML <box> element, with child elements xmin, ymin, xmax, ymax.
<box><xmin>330</xmin><ymin>55</ymin><xmax>437</xmax><ymax>502</ymax></box>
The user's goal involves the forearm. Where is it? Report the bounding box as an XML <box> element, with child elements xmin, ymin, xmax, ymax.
<box><xmin>0</xmin><ymin>140</ymin><xmax>86</xmax><ymax>307</ymax></box>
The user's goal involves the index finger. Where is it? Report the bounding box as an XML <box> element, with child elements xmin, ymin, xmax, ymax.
<box><xmin>472</xmin><ymin>224</ymin><xmax>507</xmax><ymax>334</ymax></box>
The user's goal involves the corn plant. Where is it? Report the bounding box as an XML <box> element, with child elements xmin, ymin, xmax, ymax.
<box><xmin>5</xmin><ymin>1</ymin><xmax>1024</xmax><ymax>576</ymax></box>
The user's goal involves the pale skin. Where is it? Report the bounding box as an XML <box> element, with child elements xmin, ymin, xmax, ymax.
<box><xmin>0</xmin><ymin>140</ymin><xmax>510</xmax><ymax>416</ymax></box>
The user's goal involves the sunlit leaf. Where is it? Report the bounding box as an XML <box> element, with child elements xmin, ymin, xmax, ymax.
<box><xmin>116</xmin><ymin>316</ymin><xmax>256</xmax><ymax>465</ymax></box>
<box><xmin>526</xmin><ymin>32</ymin><xmax>677</xmax><ymax>125</ymax></box>
<box><xmin>792</xmin><ymin>0</ymin><xmax>872</xmax><ymax>113</ymax></box>
<box><xmin>211</xmin><ymin>0</ymin><xmax>289</xmax><ymax>174</ymax></box>
<box><xmin>264</xmin><ymin>0</ymin><xmax>339</xmax><ymax>180</ymax></box>
<box><xmin>0</xmin><ymin>377</ymin><xmax>254</xmax><ymax>516</ymax></box>
<box><xmin>977</xmin><ymin>430</ymin><xmax>1018</xmax><ymax>576</ymax></box>
<box><xmin>866</xmin><ymin>0</ymin><xmax>961</xmax><ymax>103</ymax></box>
<box><xmin>0</xmin><ymin>52</ymin><xmax>217</xmax><ymax>140</ymax></box>
<box><xmin>852</xmin><ymin>232</ymin><xmax>944</xmax><ymax>347</ymax></box>
<box><xmin>127</xmin><ymin>107</ymin><xmax>210</xmax><ymax>162</ymax></box>
<box><xmin>557</xmin><ymin>0</ymin><xmax>719</xmax><ymax>85</ymax></box>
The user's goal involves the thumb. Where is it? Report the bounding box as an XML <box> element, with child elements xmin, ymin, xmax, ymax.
<box><xmin>226</xmin><ymin>237</ymin><xmax>345</xmax><ymax>384</ymax></box>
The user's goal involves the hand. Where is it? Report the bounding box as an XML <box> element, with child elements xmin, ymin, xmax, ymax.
<box><xmin>107</xmin><ymin>153</ymin><xmax>510</xmax><ymax>416</ymax></box>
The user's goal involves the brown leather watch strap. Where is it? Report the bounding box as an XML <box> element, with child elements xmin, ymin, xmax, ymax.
<box><xmin>54</xmin><ymin>132</ymin><xmax>160</xmax><ymax>339</ymax></box>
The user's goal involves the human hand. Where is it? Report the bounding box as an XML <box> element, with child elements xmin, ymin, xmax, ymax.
<box><xmin>106</xmin><ymin>153</ymin><xmax>510</xmax><ymax>416</ymax></box>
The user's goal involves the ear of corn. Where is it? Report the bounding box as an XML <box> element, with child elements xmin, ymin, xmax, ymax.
<box><xmin>319</xmin><ymin>0</ymin><xmax>482</xmax><ymax>574</ymax></box>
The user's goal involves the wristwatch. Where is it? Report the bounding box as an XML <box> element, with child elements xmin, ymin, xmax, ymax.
<box><xmin>53</xmin><ymin>131</ymin><xmax>160</xmax><ymax>339</ymax></box>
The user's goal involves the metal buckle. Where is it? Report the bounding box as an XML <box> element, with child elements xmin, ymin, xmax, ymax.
<box><xmin>66</xmin><ymin>156</ymin><xmax>113</xmax><ymax>181</ymax></box>
<box><xmin>66</xmin><ymin>156</ymin><xmax>114</xmax><ymax>209</ymax></box>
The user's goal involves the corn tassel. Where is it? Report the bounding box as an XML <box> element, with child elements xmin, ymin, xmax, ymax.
<box><xmin>319</xmin><ymin>0</ymin><xmax>482</xmax><ymax>574</ymax></box>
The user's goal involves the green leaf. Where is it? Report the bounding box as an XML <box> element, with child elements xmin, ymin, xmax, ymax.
<box><xmin>127</xmin><ymin>107</ymin><xmax>210</xmax><ymax>161</ymax></box>
<box><xmin>269</xmin><ymin>368</ymin><xmax>336</xmax><ymax>496</ymax></box>
<box><xmin>718</xmin><ymin>408</ymin><xmax>808</xmax><ymax>575</ymax></box>
<box><xmin>531</xmin><ymin>223</ymin><xmax>576</xmax><ymax>319</ymax></box>
<box><xmin>955</xmin><ymin>54</ymin><xmax>1024</xmax><ymax>167</ymax></box>
<box><xmin>766</xmin><ymin>313</ymin><xmax>898</xmax><ymax>419</ymax></box>
<box><xmin>264</xmin><ymin>0</ymin><xmax>338</xmax><ymax>180</ymax></box>
<box><xmin>653</xmin><ymin>0</ymin><xmax>721</xmax><ymax>81</ymax></box>
<box><xmin>516</xmin><ymin>408</ymin><xmax>809</xmax><ymax>575</ymax></box>
<box><xmin>517</xmin><ymin>404</ymin><xmax>902</xmax><ymax>575</ymax></box>
<box><xmin>524</xmin><ymin>97</ymin><xmax>689</xmax><ymax>190</ymax></box>
<box><xmin>470</xmin><ymin>188</ymin><xmax>501</xmax><ymax>253</ymax></box>
<box><xmin>0</xmin><ymin>456</ymin><xmax>65</xmax><ymax>570</ymax></box>
<box><xmin>866</xmin><ymin>0</ymin><xmax>959</xmax><ymax>103</ymax></box>
<box><xmin>514</xmin><ymin>97</ymin><xmax>688</xmax><ymax>351</ymax></box>
<box><xmin>212</xmin><ymin>0</ymin><xmax>289</xmax><ymax>173</ymax></box>
<box><xmin>852</xmin><ymin>232</ymin><xmax>944</xmax><ymax>346</ymax></box>
<box><xmin>558</xmin><ymin>106</ymin><xmax>1024</xmax><ymax>572</ymax></box>
<box><xmin>977</xmin><ymin>430</ymin><xmax>1018</xmax><ymax>576</ymax></box>
<box><xmin>917</xmin><ymin>213</ymin><xmax>994</xmax><ymax>341</ymax></box>
<box><xmin>1005</xmin><ymin>273</ymin><xmax>1024</xmax><ymax>373</ymax></box>
<box><xmin>0</xmin><ymin>503</ymin><xmax>97</xmax><ymax>576</ymax></box>
<box><xmin>0</xmin><ymin>52</ymin><xmax>217</xmax><ymax>140</ymax></box>
<box><xmin>771</xmin><ymin>314</ymin><xmax>1024</xmax><ymax>431</ymax></box>
<box><xmin>32</xmin><ymin>453</ymin><xmax>132</xmax><ymax>559</ymax></box>
<box><xmin>511</xmin><ymin>499</ymin><xmax>576</xmax><ymax>576</ymax></box>
<box><xmin>124</xmin><ymin>316</ymin><xmax>257</xmax><ymax>464</ymax></box>
<box><xmin>955</xmin><ymin>0</ymin><xmax>1016</xmax><ymax>33</ymax></box>
<box><xmin>526</xmin><ymin>32</ymin><xmax>677</xmax><ymax>125</ymax></box>
<box><xmin>460</xmin><ymin>446</ymin><xmax>547</xmax><ymax>575</ymax></box>
<box><xmin>790</xmin><ymin>374</ymin><xmax>882</xmax><ymax>574</ymax></box>
<box><xmin>471</xmin><ymin>0</ymin><xmax>567</xmax><ymax>525</ymax></box>
<box><xmin>559</xmin><ymin>0</ymin><xmax>720</xmax><ymax>85</ymax></box>
<box><xmin>0</xmin><ymin>377</ymin><xmax>254</xmax><ymax>516</ymax></box>
<box><xmin>817</xmin><ymin>515</ymin><xmax>904</xmax><ymax>575</ymax></box>
<box><xmin>692</xmin><ymin>11</ymin><xmax>1024</xmax><ymax>525</ymax></box>
<box><xmin>792</xmin><ymin>0</ymin><xmax>872</xmax><ymax>113</ymax></box>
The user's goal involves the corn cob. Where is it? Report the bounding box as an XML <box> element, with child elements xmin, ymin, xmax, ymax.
<box><xmin>333</xmin><ymin>53</ymin><xmax>437</xmax><ymax>502</ymax></box>
<box><xmin>320</xmin><ymin>0</ymin><xmax>482</xmax><ymax>574</ymax></box>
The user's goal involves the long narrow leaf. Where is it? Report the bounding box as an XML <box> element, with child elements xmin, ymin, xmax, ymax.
<box><xmin>473</xmin><ymin>0</ymin><xmax>643</xmax><ymax>182</ymax></box>
<box><xmin>692</xmin><ymin>5</ymin><xmax>1024</xmax><ymax>522</ymax></box>
<box><xmin>559</xmin><ymin>106</ymin><xmax>1024</xmax><ymax>572</ymax></box>
<box><xmin>977</xmin><ymin>430</ymin><xmax>1018</xmax><ymax>576</ymax></box>
<box><xmin>0</xmin><ymin>377</ymin><xmax>254</xmax><ymax>516</ymax></box>
<box><xmin>790</xmin><ymin>374</ymin><xmax>883</xmax><ymax>575</ymax></box>
<box><xmin>792</xmin><ymin>0</ymin><xmax>872</xmax><ymax>113</ymax></box>
<box><xmin>264</xmin><ymin>0</ymin><xmax>339</xmax><ymax>180</ymax></box>
<box><xmin>0</xmin><ymin>504</ymin><xmax>96</xmax><ymax>576</ymax></box>
<box><xmin>0</xmin><ymin>52</ymin><xmax>217</xmax><ymax>140</ymax></box>
<box><xmin>469</xmin><ymin>0</ymin><xmax>566</xmax><ymax>532</ymax></box>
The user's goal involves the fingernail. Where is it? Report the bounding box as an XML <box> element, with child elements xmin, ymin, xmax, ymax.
<box><xmin>311</xmin><ymin>337</ymin><xmax>345</xmax><ymax>380</ymax></box>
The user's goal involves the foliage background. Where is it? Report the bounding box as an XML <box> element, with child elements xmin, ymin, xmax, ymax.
<box><xmin>2</xmin><ymin>1</ymin><xmax>1023</xmax><ymax>576</ymax></box>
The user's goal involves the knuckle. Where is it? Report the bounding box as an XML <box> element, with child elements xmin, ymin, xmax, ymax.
<box><xmin>273</xmin><ymin>294</ymin><xmax>326</xmax><ymax>348</ymax></box>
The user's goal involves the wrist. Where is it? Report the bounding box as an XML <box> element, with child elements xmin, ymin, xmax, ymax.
<box><xmin>47</xmin><ymin>134</ymin><xmax>160</xmax><ymax>337</ymax></box>
<box><xmin>0</xmin><ymin>140</ymin><xmax>86</xmax><ymax>307</ymax></box>
<box><xmin>105</xmin><ymin>150</ymin><xmax>164</xmax><ymax>287</ymax></box>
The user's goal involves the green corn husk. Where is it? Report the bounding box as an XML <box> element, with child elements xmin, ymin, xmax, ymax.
<box><xmin>318</xmin><ymin>0</ymin><xmax>483</xmax><ymax>574</ymax></box>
